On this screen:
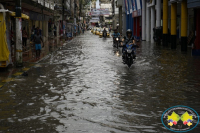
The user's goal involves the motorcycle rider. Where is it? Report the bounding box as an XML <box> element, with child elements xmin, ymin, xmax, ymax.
<box><xmin>112</xmin><ymin>29</ymin><xmax>120</xmax><ymax>45</ymax></box>
<box><xmin>103</xmin><ymin>28</ymin><xmax>107</xmax><ymax>37</ymax></box>
<box><xmin>121</xmin><ymin>29</ymin><xmax>138</xmax><ymax>62</ymax></box>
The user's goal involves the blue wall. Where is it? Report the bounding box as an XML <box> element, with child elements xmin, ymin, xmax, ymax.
<box><xmin>126</xmin><ymin>14</ymin><xmax>134</xmax><ymax>36</ymax></box>
<box><xmin>187</xmin><ymin>0</ymin><xmax>200</xmax><ymax>8</ymax></box>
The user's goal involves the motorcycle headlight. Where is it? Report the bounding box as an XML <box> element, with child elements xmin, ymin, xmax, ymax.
<box><xmin>116</xmin><ymin>38</ymin><xmax>119</xmax><ymax>41</ymax></box>
<box><xmin>127</xmin><ymin>49</ymin><xmax>132</xmax><ymax>53</ymax></box>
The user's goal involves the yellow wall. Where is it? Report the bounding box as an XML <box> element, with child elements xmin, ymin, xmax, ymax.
<box><xmin>171</xmin><ymin>3</ymin><xmax>177</xmax><ymax>35</ymax></box>
<box><xmin>181</xmin><ymin>0</ymin><xmax>188</xmax><ymax>37</ymax></box>
<box><xmin>163</xmin><ymin>0</ymin><xmax>168</xmax><ymax>34</ymax></box>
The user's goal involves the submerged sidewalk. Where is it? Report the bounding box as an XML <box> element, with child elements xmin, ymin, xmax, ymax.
<box><xmin>0</xmin><ymin>35</ymin><xmax>73</xmax><ymax>88</ymax></box>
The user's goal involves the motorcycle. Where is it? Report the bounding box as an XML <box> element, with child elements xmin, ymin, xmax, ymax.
<box><xmin>103</xmin><ymin>31</ymin><xmax>107</xmax><ymax>38</ymax></box>
<box><xmin>123</xmin><ymin>44</ymin><xmax>138</xmax><ymax>68</ymax></box>
<box><xmin>113</xmin><ymin>37</ymin><xmax>120</xmax><ymax>49</ymax></box>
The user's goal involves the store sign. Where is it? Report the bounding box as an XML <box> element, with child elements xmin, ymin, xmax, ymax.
<box><xmin>41</xmin><ymin>0</ymin><xmax>44</xmax><ymax>6</ymax></box>
<box><xmin>50</xmin><ymin>3</ymin><xmax>54</xmax><ymax>10</ymax></box>
<box><xmin>90</xmin><ymin>8</ymin><xmax>110</xmax><ymax>16</ymax></box>
<box><xmin>38</xmin><ymin>0</ymin><xmax>44</xmax><ymax>5</ymax></box>
<box><xmin>132</xmin><ymin>9</ymin><xmax>141</xmax><ymax>17</ymax></box>
<box><xmin>45</xmin><ymin>1</ymin><xmax>50</xmax><ymax>8</ymax></box>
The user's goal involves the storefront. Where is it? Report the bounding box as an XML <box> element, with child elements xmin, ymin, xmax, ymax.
<box><xmin>66</xmin><ymin>23</ymin><xmax>73</xmax><ymax>38</ymax></box>
<box><xmin>132</xmin><ymin>9</ymin><xmax>141</xmax><ymax>40</ymax></box>
<box><xmin>187</xmin><ymin>0</ymin><xmax>200</xmax><ymax>55</ymax></box>
<box><xmin>0</xmin><ymin>3</ymin><xmax>29</xmax><ymax>67</ymax></box>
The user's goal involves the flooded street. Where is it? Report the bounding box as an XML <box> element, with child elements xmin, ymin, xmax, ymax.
<box><xmin>0</xmin><ymin>32</ymin><xmax>200</xmax><ymax>132</ymax></box>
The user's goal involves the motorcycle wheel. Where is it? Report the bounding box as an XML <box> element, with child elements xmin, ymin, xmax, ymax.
<box><xmin>116</xmin><ymin>42</ymin><xmax>118</xmax><ymax>49</ymax></box>
<box><xmin>127</xmin><ymin>58</ymin><xmax>132</xmax><ymax>68</ymax></box>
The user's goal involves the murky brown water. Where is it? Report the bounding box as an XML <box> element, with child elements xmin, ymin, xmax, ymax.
<box><xmin>0</xmin><ymin>32</ymin><xmax>200</xmax><ymax>132</ymax></box>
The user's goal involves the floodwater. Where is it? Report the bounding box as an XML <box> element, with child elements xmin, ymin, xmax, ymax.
<box><xmin>0</xmin><ymin>31</ymin><xmax>200</xmax><ymax>133</ymax></box>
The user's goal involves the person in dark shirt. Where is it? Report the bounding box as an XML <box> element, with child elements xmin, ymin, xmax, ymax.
<box><xmin>22</xmin><ymin>27</ymin><xmax>28</xmax><ymax>48</ymax></box>
<box><xmin>121</xmin><ymin>29</ymin><xmax>138</xmax><ymax>61</ymax></box>
<box><xmin>33</xmin><ymin>31</ymin><xmax>44</xmax><ymax>59</ymax></box>
<box><xmin>103</xmin><ymin>28</ymin><xmax>107</xmax><ymax>37</ymax></box>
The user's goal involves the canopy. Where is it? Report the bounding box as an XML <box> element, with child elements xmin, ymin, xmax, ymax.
<box><xmin>0</xmin><ymin>9</ymin><xmax>11</xmax><ymax>13</ymax></box>
<box><xmin>10</xmin><ymin>12</ymin><xmax>29</xmax><ymax>20</ymax></box>
<box><xmin>0</xmin><ymin>9</ymin><xmax>29</xmax><ymax>19</ymax></box>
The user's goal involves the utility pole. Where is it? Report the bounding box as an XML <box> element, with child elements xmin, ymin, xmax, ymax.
<box><xmin>15</xmin><ymin>0</ymin><xmax>21</xmax><ymax>17</ymax></box>
<box><xmin>62</xmin><ymin>0</ymin><xmax>64</xmax><ymax>36</ymax></box>
<box><xmin>74</xmin><ymin>0</ymin><xmax>76</xmax><ymax>25</ymax></box>
<box><xmin>79</xmin><ymin>0</ymin><xmax>81</xmax><ymax>21</ymax></box>
<box><xmin>15</xmin><ymin>0</ymin><xmax>23</xmax><ymax>67</ymax></box>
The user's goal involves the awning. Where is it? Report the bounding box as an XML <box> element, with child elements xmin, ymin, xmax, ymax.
<box><xmin>0</xmin><ymin>12</ymin><xmax>10</xmax><ymax>62</ymax></box>
<box><xmin>0</xmin><ymin>9</ymin><xmax>12</xmax><ymax>13</ymax></box>
<box><xmin>0</xmin><ymin>9</ymin><xmax>30</xmax><ymax>19</ymax></box>
<box><xmin>9</xmin><ymin>12</ymin><xmax>29</xmax><ymax>20</ymax></box>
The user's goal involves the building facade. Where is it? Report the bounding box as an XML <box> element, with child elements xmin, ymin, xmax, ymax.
<box><xmin>187</xmin><ymin>0</ymin><xmax>200</xmax><ymax>55</ymax></box>
<box><xmin>0</xmin><ymin>0</ymin><xmax>76</xmax><ymax>67</ymax></box>
<box><xmin>118</xmin><ymin>0</ymin><xmax>197</xmax><ymax>53</ymax></box>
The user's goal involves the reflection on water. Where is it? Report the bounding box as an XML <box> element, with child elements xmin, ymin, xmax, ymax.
<box><xmin>0</xmin><ymin>32</ymin><xmax>200</xmax><ymax>132</ymax></box>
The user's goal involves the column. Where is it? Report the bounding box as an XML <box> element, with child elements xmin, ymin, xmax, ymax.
<box><xmin>42</xmin><ymin>9</ymin><xmax>46</xmax><ymax>42</ymax></box>
<box><xmin>181</xmin><ymin>0</ymin><xmax>188</xmax><ymax>51</ymax></box>
<box><xmin>163</xmin><ymin>0</ymin><xmax>168</xmax><ymax>46</ymax></box>
<box><xmin>126</xmin><ymin>14</ymin><xmax>128</xmax><ymax>30</ymax></box>
<box><xmin>171</xmin><ymin>2</ymin><xmax>177</xmax><ymax>49</ymax></box>
<box><xmin>46</xmin><ymin>21</ymin><xmax>48</xmax><ymax>40</ymax></box>
<box><xmin>134</xmin><ymin>18</ymin><xmax>136</xmax><ymax>36</ymax></box>
<box><xmin>151</xmin><ymin>7</ymin><xmax>155</xmax><ymax>43</ymax></box>
<box><xmin>136</xmin><ymin>17</ymin><xmax>137</xmax><ymax>37</ymax></box>
<box><xmin>15</xmin><ymin>18</ymin><xmax>23</xmax><ymax>66</ymax></box>
<box><xmin>156</xmin><ymin>0</ymin><xmax>161</xmax><ymax>27</ymax></box>
<box><xmin>122</xmin><ymin>0</ymin><xmax>126</xmax><ymax>36</ymax></box>
<box><xmin>142</xmin><ymin>0</ymin><xmax>146</xmax><ymax>40</ymax></box>
<box><xmin>119</xmin><ymin>6</ymin><xmax>122</xmax><ymax>34</ymax></box>
<box><xmin>146</xmin><ymin>4</ymin><xmax>150</xmax><ymax>41</ymax></box>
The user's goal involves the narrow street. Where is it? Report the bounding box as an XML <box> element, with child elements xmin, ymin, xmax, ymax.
<box><xmin>0</xmin><ymin>31</ymin><xmax>200</xmax><ymax>132</ymax></box>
